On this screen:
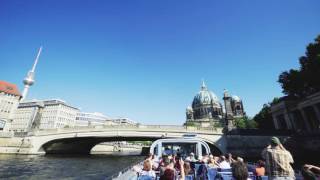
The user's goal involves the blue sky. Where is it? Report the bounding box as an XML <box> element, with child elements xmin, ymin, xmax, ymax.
<box><xmin>1</xmin><ymin>0</ymin><xmax>320</xmax><ymax>125</ymax></box>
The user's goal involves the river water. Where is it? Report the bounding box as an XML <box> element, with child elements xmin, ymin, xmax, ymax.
<box><xmin>0</xmin><ymin>154</ymin><xmax>143</xmax><ymax>180</ymax></box>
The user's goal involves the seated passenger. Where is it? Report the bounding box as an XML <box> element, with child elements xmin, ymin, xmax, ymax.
<box><xmin>160</xmin><ymin>159</ymin><xmax>185</xmax><ymax>180</ymax></box>
<box><xmin>184</xmin><ymin>162</ymin><xmax>193</xmax><ymax>175</ymax></box>
<box><xmin>185</xmin><ymin>152</ymin><xmax>197</xmax><ymax>162</ymax></box>
<box><xmin>208</xmin><ymin>155</ymin><xmax>219</xmax><ymax>168</ymax></box>
<box><xmin>160</xmin><ymin>168</ymin><xmax>175</xmax><ymax>180</ymax></box>
<box><xmin>196</xmin><ymin>161</ymin><xmax>208</xmax><ymax>179</ymax></box>
<box><xmin>201</xmin><ymin>154</ymin><xmax>210</xmax><ymax>164</ymax></box>
<box><xmin>145</xmin><ymin>153</ymin><xmax>153</xmax><ymax>160</ymax></box>
<box><xmin>160</xmin><ymin>156</ymin><xmax>174</xmax><ymax>177</ymax></box>
<box><xmin>145</xmin><ymin>153</ymin><xmax>158</xmax><ymax>170</ymax></box>
<box><xmin>174</xmin><ymin>156</ymin><xmax>183</xmax><ymax>171</ymax></box>
<box><xmin>255</xmin><ymin>160</ymin><xmax>265</xmax><ymax>176</ymax></box>
<box><xmin>226</xmin><ymin>153</ymin><xmax>236</xmax><ymax>164</ymax></box>
<box><xmin>140</xmin><ymin>159</ymin><xmax>156</xmax><ymax>179</ymax></box>
<box><xmin>218</xmin><ymin>156</ymin><xmax>231</xmax><ymax>169</ymax></box>
<box><xmin>232</xmin><ymin>161</ymin><xmax>250</xmax><ymax>180</ymax></box>
<box><xmin>236</xmin><ymin>157</ymin><xmax>244</xmax><ymax>163</ymax></box>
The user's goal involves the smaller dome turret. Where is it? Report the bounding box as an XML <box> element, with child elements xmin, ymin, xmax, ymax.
<box><xmin>232</xmin><ymin>95</ymin><xmax>241</xmax><ymax>102</ymax></box>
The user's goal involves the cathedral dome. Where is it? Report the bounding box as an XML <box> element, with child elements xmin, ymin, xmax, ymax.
<box><xmin>192</xmin><ymin>81</ymin><xmax>220</xmax><ymax>108</ymax></box>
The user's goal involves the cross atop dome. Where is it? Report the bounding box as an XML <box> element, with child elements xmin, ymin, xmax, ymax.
<box><xmin>201</xmin><ymin>79</ymin><xmax>207</xmax><ymax>90</ymax></box>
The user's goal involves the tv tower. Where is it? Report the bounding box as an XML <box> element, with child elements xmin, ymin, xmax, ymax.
<box><xmin>21</xmin><ymin>46</ymin><xmax>43</xmax><ymax>101</ymax></box>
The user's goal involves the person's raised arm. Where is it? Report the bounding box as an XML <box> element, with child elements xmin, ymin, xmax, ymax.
<box><xmin>179</xmin><ymin>159</ymin><xmax>185</xmax><ymax>180</ymax></box>
<box><xmin>305</xmin><ymin>164</ymin><xmax>320</xmax><ymax>174</ymax></box>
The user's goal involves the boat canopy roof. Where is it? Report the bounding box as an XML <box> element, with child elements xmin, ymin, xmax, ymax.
<box><xmin>150</xmin><ymin>137</ymin><xmax>211</xmax><ymax>160</ymax></box>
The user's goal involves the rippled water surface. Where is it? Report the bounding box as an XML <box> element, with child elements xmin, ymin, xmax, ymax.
<box><xmin>0</xmin><ymin>154</ymin><xmax>143</xmax><ymax>180</ymax></box>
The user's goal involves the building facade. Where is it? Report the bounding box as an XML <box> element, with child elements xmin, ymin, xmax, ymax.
<box><xmin>186</xmin><ymin>81</ymin><xmax>245</xmax><ymax>128</ymax></box>
<box><xmin>75</xmin><ymin>112</ymin><xmax>111</xmax><ymax>127</ymax></box>
<box><xmin>112</xmin><ymin>118</ymin><xmax>137</xmax><ymax>126</ymax></box>
<box><xmin>11</xmin><ymin>99</ymin><xmax>79</xmax><ymax>132</ymax></box>
<box><xmin>0</xmin><ymin>81</ymin><xmax>22</xmax><ymax>131</ymax></box>
<box><xmin>270</xmin><ymin>92</ymin><xmax>320</xmax><ymax>132</ymax></box>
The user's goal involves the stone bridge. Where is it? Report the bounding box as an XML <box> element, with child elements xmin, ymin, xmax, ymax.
<box><xmin>1</xmin><ymin>126</ymin><xmax>293</xmax><ymax>159</ymax></box>
<box><xmin>19</xmin><ymin>125</ymin><xmax>227</xmax><ymax>155</ymax></box>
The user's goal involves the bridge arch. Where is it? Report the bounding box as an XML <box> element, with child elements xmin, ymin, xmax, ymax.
<box><xmin>41</xmin><ymin>136</ymin><xmax>160</xmax><ymax>154</ymax></box>
<box><xmin>29</xmin><ymin>128</ymin><xmax>226</xmax><ymax>155</ymax></box>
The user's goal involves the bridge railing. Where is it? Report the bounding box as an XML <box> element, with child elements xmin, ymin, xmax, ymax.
<box><xmin>28</xmin><ymin>125</ymin><xmax>223</xmax><ymax>136</ymax></box>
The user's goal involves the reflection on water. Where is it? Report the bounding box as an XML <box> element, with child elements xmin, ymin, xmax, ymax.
<box><xmin>0</xmin><ymin>154</ymin><xmax>143</xmax><ymax>180</ymax></box>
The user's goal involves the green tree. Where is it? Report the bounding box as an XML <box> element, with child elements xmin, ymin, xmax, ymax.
<box><xmin>234</xmin><ymin>116</ymin><xmax>257</xmax><ymax>129</ymax></box>
<box><xmin>253</xmin><ymin>98</ymin><xmax>279</xmax><ymax>130</ymax></box>
<box><xmin>234</xmin><ymin>118</ymin><xmax>247</xmax><ymax>129</ymax></box>
<box><xmin>246</xmin><ymin>119</ymin><xmax>258</xmax><ymax>129</ymax></box>
<box><xmin>278</xmin><ymin>35</ymin><xmax>320</xmax><ymax>98</ymax></box>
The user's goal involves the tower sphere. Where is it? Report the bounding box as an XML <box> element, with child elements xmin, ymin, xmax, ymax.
<box><xmin>23</xmin><ymin>74</ymin><xmax>35</xmax><ymax>86</ymax></box>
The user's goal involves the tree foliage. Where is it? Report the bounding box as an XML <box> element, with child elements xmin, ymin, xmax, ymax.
<box><xmin>234</xmin><ymin>116</ymin><xmax>257</xmax><ymax>129</ymax></box>
<box><xmin>278</xmin><ymin>35</ymin><xmax>320</xmax><ymax>98</ymax></box>
<box><xmin>253</xmin><ymin>98</ymin><xmax>279</xmax><ymax>130</ymax></box>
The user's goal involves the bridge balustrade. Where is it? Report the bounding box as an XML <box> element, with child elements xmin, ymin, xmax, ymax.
<box><xmin>18</xmin><ymin>124</ymin><xmax>223</xmax><ymax>136</ymax></box>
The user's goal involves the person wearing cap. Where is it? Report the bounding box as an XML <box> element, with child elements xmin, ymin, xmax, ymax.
<box><xmin>261</xmin><ymin>136</ymin><xmax>295</xmax><ymax>180</ymax></box>
<box><xmin>185</xmin><ymin>152</ymin><xmax>197</xmax><ymax>162</ymax></box>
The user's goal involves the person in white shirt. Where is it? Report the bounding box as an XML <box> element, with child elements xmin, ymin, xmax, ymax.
<box><xmin>218</xmin><ymin>156</ymin><xmax>231</xmax><ymax>169</ymax></box>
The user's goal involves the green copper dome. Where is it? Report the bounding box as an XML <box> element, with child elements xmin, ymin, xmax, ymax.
<box><xmin>192</xmin><ymin>81</ymin><xmax>220</xmax><ymax>108</ymax></box>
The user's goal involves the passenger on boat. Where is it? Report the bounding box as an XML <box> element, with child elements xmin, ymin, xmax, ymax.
<box><xmin>304</xmin><ymin>164</ymin><xmax>320</xmax><ymax>175</ymax></box>
<box><xmin>226</xmin><ymin>153</ymin><xmax>236</xmax><ymax>164</ymax></box>
<box><xmin>231</xmin><ymin>161</ymin><xmax>251</xmax><ymax>180</ymax></box>
<box><xmin>161</xmin><ymin>168</ymin><xmax>175</xmax><ymax>180</ymax></box>
<box><xmin>202</xmin><ymin>154</ymin><xmax>210</xmax><ymax>163</ymax></box>
<box><xmin>185</xmin><ymin>152</ymin><xmax>197</xmax><ymax>162</ymax></box>
<box><xmin>207</xmin><ymin>155</ymin><xmax>219</xmax><ymax>168</ymax></box>
<box><xmin>174</xmin><ymin>155</ymin><xmax>182</xmax><ymax>171</ymax></box>
<box><xmin>218</xmin><ymin>156</ymin><xmax>231</xmax><ymax>169</ymax></box>
<box><xmin>301</xmin><ymin>165</ymin><xmax>318</xmax><ymax>180</ymax></box>
<box><xmin>183</xmin><ymin>161</ymin><xmax>192</xmax><ymax>176</ymax></box>
<box><xmin>236</xmin><ymin>157</ymin><xmax>244</xmax><ymax>163</ymax></box>
<box><xmin>261</xmin><ymin>136</ymin><xmax>295</xmax><ymax>180</ymax></box>
<box><xmin>303</xmin><ymin>164</ymin><xmax>320</xmax><ymax>179</ymax></box>
<box><xmin>255</xmin><ymin>160</ymin><xmax>266</xmax><ymax>176</ymax></box>
<box><xmin>139</xmin><ymin>159</ymin><xmax>156</xmax><ymax>179</ymax></box>
<box><xmin>196</xmin><ymin>160</ymin><xmax>209</xmax><ymax>179</ymax></box>
<box><xmin>159</xmin><ymin>156</ymin><xmax>175</xmax><ymax>177</ymax></box>
<box><xmin>145</xmin><ymin>153</ymin><xmax>157</xmax><ymax>169</ymax></box>
<box><xmin>145</xmin><ymin>153</ymin><xmax>153</xmax><ymax>160</ymax></box>
<box><xmin>160</xmin><ymin>159</ymin><xmax>185</xmax><ymax>180</ymax></box>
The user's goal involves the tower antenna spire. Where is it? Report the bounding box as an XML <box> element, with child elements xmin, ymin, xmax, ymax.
<box><xmin>31</xmin><ymin>46</ymin><xmax>42</xmax><ymax>72</ymax></box>
<box><xmin>21</xmin><ymin>46</ymin><xmax>43</xmax><ymax>101</ymax></box>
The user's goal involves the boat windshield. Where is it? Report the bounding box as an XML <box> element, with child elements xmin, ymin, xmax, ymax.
<box><xmin>151</xmin><ymin>138</ymin><xmax>211</xmax><ymax>160</ymax></box>
<box><xmin>161</xmin><ymin>142</ymin><xmax>196</xmax><ymax>158</ymax></box>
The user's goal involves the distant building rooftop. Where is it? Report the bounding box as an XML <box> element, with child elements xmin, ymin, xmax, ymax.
<box><xmin>0</xmin><ymin>80</ymin><xmax>22</xmax><ymax>97</ymax></box>
<box><xmin>19</xmin><ymin>99</ymin><xmax>79</xmax><ymax>110</ymax></box>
